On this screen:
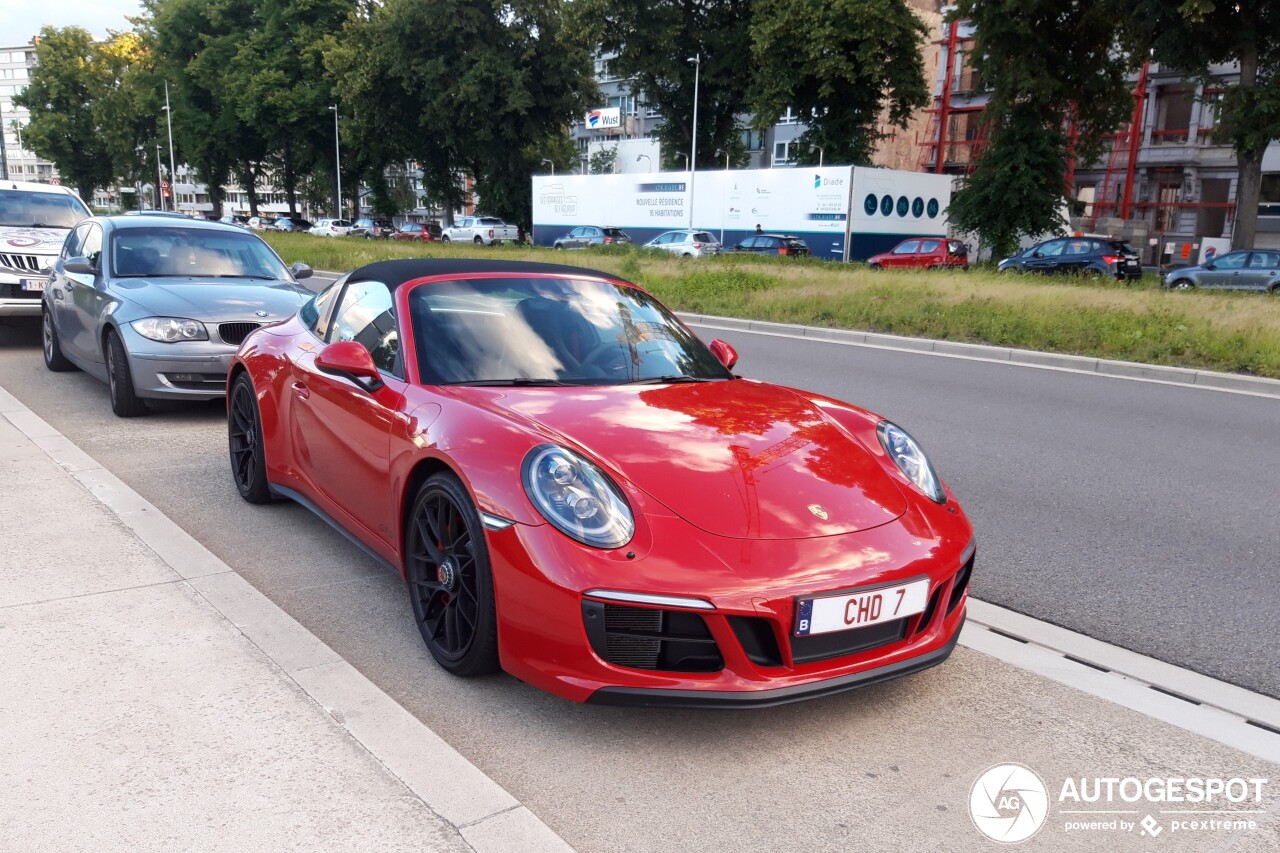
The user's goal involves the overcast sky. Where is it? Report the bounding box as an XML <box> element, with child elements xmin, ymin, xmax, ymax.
<box><xmin>0</xmin><ymin>0</ymin><xmax>144</xmax><ymax>47</ymax></box>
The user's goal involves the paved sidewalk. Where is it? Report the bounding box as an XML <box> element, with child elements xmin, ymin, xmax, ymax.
<box><xmin>0</xmin><ymin>396</ymin><xmax>570</xmax><ymax>852</ymax></box>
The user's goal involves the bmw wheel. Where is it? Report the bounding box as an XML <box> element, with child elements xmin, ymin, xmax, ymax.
<box><xmin>42</xmin><ymin>307</ymin><xmax>74</xmax><ymax>372</ymax></box>
<box><xmin>228</xmin><ymin>373</ymin><xmax>273</xmax><ymax>504</ymax></box>
<box><xmin>405</xmin><ymin>472</ymin><xmax>500</xmax><ymax>677</ymax></box>
<box><xmin>105</xmin><ymin>329</ymin><xmax>147</xmax><ymax>417</ymax></box>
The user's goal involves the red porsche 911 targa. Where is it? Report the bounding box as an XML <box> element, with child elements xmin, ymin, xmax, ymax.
<box><xmin>228</xmin><ymin>259</ymin><xmax>974</xmax><ymax>707</ymax></box>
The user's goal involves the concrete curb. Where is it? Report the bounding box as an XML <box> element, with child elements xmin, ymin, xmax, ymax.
<box><xmin>0</xmin><ymin>384</ymin><xmax>573</xmax><ymax>853</ymax></box>
<box><xmin>309</xmin><ymin>270</ymin><xmax>1280</xmax><ymax>399</ymax></box>
<box><xmin>680</xmin><ymin>313</ymin><xmax>1280</xmax><ymax>399</ymax></box>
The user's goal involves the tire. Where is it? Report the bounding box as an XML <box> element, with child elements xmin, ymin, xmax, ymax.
<box><xmin>227</xmin><ymin>373</ymin><xmax>273</xmax><ymax>504</ymax></box>
<box><xmin>869</xmin><ymin>263</ymin><xmax>882</xmax><ymax>270</ymax></box>
<box><xmin>42</xmin><ymin>306</ymin><xmax>74</xmax><ymax>372</ymax></box>
<box><xmin>405</xmin><ymin>472</ymin><xmax>500</xmax><ymax>677</ymax></box>
<box><xmin>474</xmin><ymin>235</ymin><xmax>484</xmax><ymax>245</ymax></box>
<box><xmin>441</xmin><ymin>235</ymin><xmax>451</xmax><ymax>244</ymax></box>
<box><xmin>1169</xmin><ymin>278</ymin><xmax>1194</xmax><ymax>290</ymax></box>
<box><xmin>104</xmin><ymin>329</ymin><xmax>147</xmax><ymax>417</ymax></box>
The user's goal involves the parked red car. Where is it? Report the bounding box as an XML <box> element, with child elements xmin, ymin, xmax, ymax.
<box><xmin>391</xmin><ymin>222</ymin><xmax>443</xmax><ymax>243</ymax></box>
<box><xmin>868</xmin><ymin>238</ymin><xmax>968</xmax><ymax>270</ymax></box>
<box><xmin>228</xmin><ymin>259</ymin><xmax>974</xmax><ymax>706</ymax></box>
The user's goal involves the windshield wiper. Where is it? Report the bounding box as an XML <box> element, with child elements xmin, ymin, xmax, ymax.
<box><xmin>443</xmin><ymin>378</ymin><xmax>575</xmax><ymax>387</ymax></box>
<box><xmin>623</xmin><ymin>375</ymin><xmax>722</xmax><ymax>385</ymax></box>
<box><xmin>208</xmin><ymin>274</ymin><xmax>277</xmax><ymax>280</ymax></box>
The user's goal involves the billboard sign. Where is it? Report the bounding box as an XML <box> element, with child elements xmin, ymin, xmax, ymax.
<box><xmin>585</xmin><ymin>107</ymin><xmax>621</xmax><ymax>130</ymax></box>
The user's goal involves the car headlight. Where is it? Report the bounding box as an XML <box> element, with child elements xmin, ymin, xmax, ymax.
<box><xmin>877</xmin><ymin>421</ymin><xmax>946</xmax><ymax>504</ymax></box>
<box><xmin>131</xmin><ymin>317</ymin><xmax>209</xmax><ymax>343</ymax></box>
<box><xmin>521</xmin><ymin>444</ymin><xmax>635</xmax><ymax>549</ymax></box>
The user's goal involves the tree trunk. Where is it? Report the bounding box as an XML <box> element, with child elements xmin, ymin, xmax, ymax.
<box><xmin>282</xmin><ymin>138</ymin><xmax>298</xmax><ymax>218</ymax></box>
<box><xmin>1231</xmin><ymin>43</ymin><xmax>1260</xmax><ymax>250</ymax></box>
<box><xmin>240</xmin><ymin>163</ymin><xmax>260</xmax><ymax>217</ymax></box>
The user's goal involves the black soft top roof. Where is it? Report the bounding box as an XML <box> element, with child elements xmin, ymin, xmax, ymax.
<box><xmin>347</xmin><ymin>258</ymin><xmax>623</xmax><ymax>289</ymax></box>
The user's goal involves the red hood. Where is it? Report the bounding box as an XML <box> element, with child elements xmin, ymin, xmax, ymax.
<box><xmin>478</xmin><ymin>380</ymin><xmax>908</xmax><ymax>540</ymax></box>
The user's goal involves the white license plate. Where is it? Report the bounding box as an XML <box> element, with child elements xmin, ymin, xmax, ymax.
<box><xmin>21</xmin><ymin>279</ymin><xmax>46</xmax><ymax>292</ymax></box>
<box><xmin>795</xmin><ymin>578</ymin><xmax>930</xmax><ymax>636</ymax></box>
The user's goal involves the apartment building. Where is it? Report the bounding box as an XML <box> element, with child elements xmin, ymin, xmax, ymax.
<box><xmin>0</xmin><ymin>41</ymin><xmax>59</xmax><ymax>184</ymax></box>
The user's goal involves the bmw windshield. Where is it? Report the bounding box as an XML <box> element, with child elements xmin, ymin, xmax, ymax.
<box><xmin>410</xmin><ymin>277</ymin><xmax>733</xmax><ymax>386</ymax></box>
<box><xmin>110</xmin><ymin>226</ymin><xmax>291</xmax><ymax>280</ymax></box>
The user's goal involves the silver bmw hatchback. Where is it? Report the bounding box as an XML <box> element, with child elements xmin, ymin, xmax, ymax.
<box><xmin>40</xmin><ymin>214</ymin><xmax>313</xmax><ymax>416</ymax></box>
<box><xmin>1162</xmin><ymin>249</ymin><xmax>1280</xmax><ymax>293</ymax></box>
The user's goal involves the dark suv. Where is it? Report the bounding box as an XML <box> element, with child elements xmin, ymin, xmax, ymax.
<box><xmin>999</xmin><ymin>236</ymin><xmax>1142</xmax><ymax>280</ymax></box>
<box><xmin>732</xmin><ymin>234</ymin><xmax>812</xmax><ymax>257</ymax></box>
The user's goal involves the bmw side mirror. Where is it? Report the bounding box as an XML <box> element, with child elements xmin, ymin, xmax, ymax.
<box><xmin>708</xmin><ymin>338</ymin><xmax>738</xmax><ymax>370</ymax></box>
<box><xmin>64</xmin><ymin>257</ymin><xmax>96</xmax><ymax>275</ymax></box>
<box><xmin>290</xmin><ymin>262</ymin><xmax>313</xmax><ymax>280</ymax></box>
<box><xmin>316</xmin><ymin>341</ymin><xmax>385</xmax><ymax>393</ymax></box>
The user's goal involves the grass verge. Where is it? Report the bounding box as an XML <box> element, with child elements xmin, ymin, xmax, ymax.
<box><xmin>264</xmin><ymin>232</ymin><xmax>1280</xmax><ymax>379</ymax></box>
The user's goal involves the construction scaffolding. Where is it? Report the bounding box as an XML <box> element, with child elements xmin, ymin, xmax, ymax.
<box><xmin>917</xmin><ymin>21</ymin><xmax>989</xmax><ymax>175</ymax></box>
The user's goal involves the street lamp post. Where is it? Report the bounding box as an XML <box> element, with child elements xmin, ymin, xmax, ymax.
<box><xmin>541</xmin><ymin>158</ymin><xmax>555</xmax><ymax>175</ymax></box>
<box><xmin>687</xmin><ymin>54</ymin><xmax>700</xmax><ymax>229</ymax></box>
<box><xmin>818</xmin><ymin>146</ymin><xmax>824</xmax><ymax>168</ymax></box>
<box><xmin>163</xmin><ymin>81</ymin><xmax>177</xmax><ymax>209</ymax></box>
<box><xmin>635</xmin><ymin>154</ymin><xmax>651</xmax><ymax>172</ymax></box>
<box><xmin>155</xmin><ymin>144</ymin><xmax>164</xmax><ymax>211</ymax></box>
<box><xmin>328</xmin><ymin>104</ymin><xmax>342</xmax><ymax>218</ymax></box>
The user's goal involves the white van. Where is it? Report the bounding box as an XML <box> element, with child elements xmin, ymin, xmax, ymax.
<box><xmin>0</xmin><ymin>181</ymin><xmax>92</xmax><ymax>317</ymax></box>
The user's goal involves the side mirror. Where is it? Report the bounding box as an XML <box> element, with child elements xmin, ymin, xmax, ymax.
<box><xmin>1032</xmin><ymin>251</ymin><xmax>1045</xmax><ymax>259</ymax></box>
<box><xmin>708</xmin><ymin>338</ymin><xmax>738</xmax><ymax>371</ymax></box>
<box><xmin>315</xmin><ymin>341</ymin><xmax>384</xmax><ymax>392</ymax></box>
<box><xmin>65</xmin><ymin>257</ymin><xmax>96</xmax><ymax>275</ymax></box>
<box><xmin>1204</xmin><ymin>262</ymin><xmax>1216</xmax><ymax>271</ymax></box>
<box><xmin>290</xmin><ymin>261</ymin><xmax>313</xmax><ymax>280</ymax></box>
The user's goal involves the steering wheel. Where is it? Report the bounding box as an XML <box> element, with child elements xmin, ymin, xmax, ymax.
<box><xmin>579</xmin><ymin>340</ymin><xmax>627</xmax><ymax>375</ymax></box>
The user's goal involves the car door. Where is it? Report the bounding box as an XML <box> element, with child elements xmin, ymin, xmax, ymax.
<box><xmin>917</xmin><ymin>239</ymin><xmax>941</xmax><ymax>268</ymax></box>
<box><xmin>564</xmin><ymin>227</ymin><xmax>585</xmax><ymax>248</ymax></box>
<box><xmin>1242</xmin><ymin>251</ymin><xmax>1280</xmax><ymax>291</ymax></box>
<box><xmin>1024</xmin><ymin>239</ymin><xmax>1067</xmax><ymax>274</ymax></box>
<box><xmin>61</xmin><ymin>223</ymin><xmax>109</xmax><ymax>362</ymax></box>
<box><xmin>289</xmin><ymin>278</ymin><xmax>406</xmax><ymax>551</ymax></box>
<box><xmin>50</xmin><ymin>222</ymin><xmax>89</xmax><ymax>355</ymax></box>
<box><xmin>889</xmin><ymin>239</ymin><xmax>920</xmax><ymax>269</ymax></box>
<box><xmin>1200</xmin><ymin>251</ymin><xmax>1248</xmax><ymax>289</ymax></box>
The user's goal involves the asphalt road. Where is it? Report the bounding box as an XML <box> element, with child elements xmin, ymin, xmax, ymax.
<box><xmin>2</xmin><ymin>293</ymin><xmax>1278</xmax><ymax>850</ymax></box>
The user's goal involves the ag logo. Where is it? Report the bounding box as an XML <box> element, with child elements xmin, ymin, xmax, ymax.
<box><xmin>969</xmin><ymin>763</ymin><xmax>1049</xmax><ymax>843</ymax></box>
<box><xmin>807</xmin><ymin>504</ymin><xmax>828</xmax><ymax>520</ymax></box>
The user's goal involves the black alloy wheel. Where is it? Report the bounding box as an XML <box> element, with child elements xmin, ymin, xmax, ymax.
<box><xmin>105</xmin><ymin>329</ymin><xmax>147</xmax><ymax>417</ymax></box>
<box><xmin>405</xmin><ymin>473</ymin><xmax>499</xmax><ymax>676</ymax></box>
<box><xmin>228</xmin><ymin>373</ymin><xmax>273</xmax><ymax>503</ymax></box>
<box><xmin>42</xmin><ymin>307</ymin><xmax>74</xmax><ymax>372</ymax></box>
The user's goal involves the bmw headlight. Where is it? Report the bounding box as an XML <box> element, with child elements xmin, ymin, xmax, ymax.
<box><xmin>522</xmin><ymin>444</ymin><xmax>635</xmax><ymax>549</ymax></box>
<box><xmin>132</xmin><ymin>317</ymin><xmax>209</xmax><ymax>343</ymax></box>
<box><xmin>877</xmin><ymin>421</ymin><xmax>946</xmax><ymax>504</ymax></box>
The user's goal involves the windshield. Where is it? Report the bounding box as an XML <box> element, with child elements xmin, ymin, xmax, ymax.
<box><xmin>110</xmin><ymin>226</ymin><xmax>291</xmax><ymax>279</ymax></box>
<box><xmin>410</xmin><ymin>277</ymin><xmax>733</xmax><ymax>386</ymax></box>
<box><xmin>0</xmin><ymin>190</ymin><xmax>90</xmax><ymax>228</ymax></box>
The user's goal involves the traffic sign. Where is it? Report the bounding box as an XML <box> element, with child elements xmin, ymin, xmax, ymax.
<box><xmin>50</xmin><ymin>177</ymin><xmax>60</xmax><ymax>185</ymax></box>
<box><xmin>160</xmin><ymin>179</ymin><xmax>170</xmax><ymax>189</ymax></box>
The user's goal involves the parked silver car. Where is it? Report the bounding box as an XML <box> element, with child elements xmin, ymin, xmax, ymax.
<box><xmin>552</xmin><ymin>225</ymin><xmax>632</xmax><ymax>250</ymax></box>
<box><xmin>643</xmin><ymin>229</ymin><xmax>721</xmax><ymax>257</ymax></box>
<box><xmin>41</xmin><ymin>214</ymin><xmax>313</xmax><ymax>416</ymax></box>
<box><xmin>1162</xmin><ymin>249</ymin><xmax>1280</xmax><ymax>293</ymax></box>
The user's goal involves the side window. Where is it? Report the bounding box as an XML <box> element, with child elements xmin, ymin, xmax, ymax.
<box><xmin>330</xmin><ymin>280</ymin><xmax>400</xmax><ymax>376</ymax></box>
<box><xmin>63</xmin><ymin>223</ymin><xmax>89</xmax><ymax>260</ymax></box>
<box><xmin>919</xmin><ymin>239</ymin><xmax>941</xmax><ymax>253</ymax></box>
<box><xmin>1215</xmin><ymin>252</ymin><xmax>1248</xmax><ymax>269</ymax></box>
<box><xmin>1064</xmin><ymin>240</ymin><xmax>1090</xmax><ymax>256</ymax></box>
<box><xmin>893</xmin><ymin>240</ymin><xmax>921</xmax><ymax>255</ymax></box>
<box><xmin>1248</xmin><ymin>252</ymin><xmax>1279</xmax><ymax>269</ymax></box>
<box><xmin>1037</xmin><ymin>240</ymin><xmax>1066</xmax><ymax>257</ymax></box>
<box><xmin>740</xmin><ymin>237</ymin><xmax>759</xmax><ymax>249</ymax></box>
<box><xmin>80</xmin><ymin>225</ymin><xmax>104</xmax><ymax>269</ymax></box>
<box><xmin>300</xmin><ymin>276</ymin><xmax>345</xmax><ymax>339</ymax></box>
<box><xmin>657</xmin><ymin>232</ymin><xmax>674</xmax><ymax>245</ymax></box>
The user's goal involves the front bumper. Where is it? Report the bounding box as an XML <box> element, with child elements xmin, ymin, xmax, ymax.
<box><xmin>486</xmin><ymin>496</ymin><xmax>975</xmax><ymax>705</ymax></box>
<box><xmin>0</xmin><ymin>276</ymin><xmax>51</xmax><ymax>317</ymax></box>
<box><xmin>118</xmin><ymin>327</ymin><xmax>238</xmax><ymax>400</ymax></box>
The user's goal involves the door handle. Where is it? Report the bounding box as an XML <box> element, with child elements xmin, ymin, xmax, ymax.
<box><xmin>291</xmin><ymin>381</ymin><xmax>310</xmax><ymax>400</ymax></box>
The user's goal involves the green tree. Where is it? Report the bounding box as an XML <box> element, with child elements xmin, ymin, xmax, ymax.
<box><xmin>94</xmin><ymin>28</ymin><xmax>162</xmax><ymax>191</ymax></box>
<box><xmin>588</xmin><ymin>146</ymin><xmax>618</xmax><ymax>174</ymax></box>
<box><xmin>948</xmin><ymin>0</ymin><xmax>1139</xmax><ymax>256</ymax></box>
<box><xmin>568</xmin><ymin>0</ymin><xmax>752</xmax><ymax>171</ymax></box>
<box><xmin>328</xmin><ymin>0</ymin><xmax>593</xmax><ymax>231</ymax></box>
<box><xmin>1133</xmin><ymin>1</ymin><xmax>1280</xmax><ymax>250</ymax></box>
<box><xmin>749</xmin><ymin>0</ymin><xmax>930</xmax><ymax>165</ymax></box>
<box><xmin>15</xmin><ymin>27</ymin><xmax>115</xmax><ymax>201</ymax></box>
